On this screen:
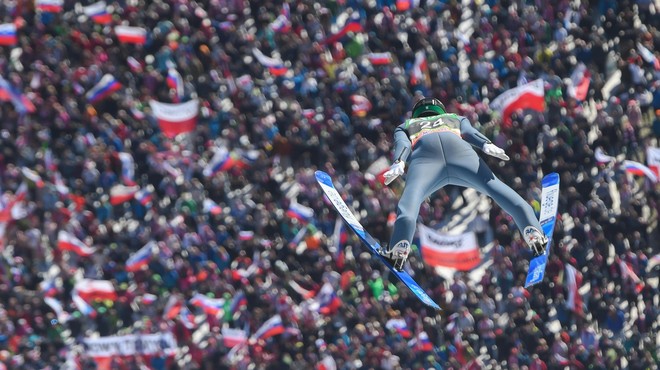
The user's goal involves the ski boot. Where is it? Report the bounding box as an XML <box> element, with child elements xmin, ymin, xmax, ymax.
<box><xmin>523</xmin><ymin>226</ymin><xmax>548</xmax><ymax>256</ymax></box>
<box><xmin>378</xmin><ymin>240</ymin><xmax>411</xmax><ymax>272</ymax></box>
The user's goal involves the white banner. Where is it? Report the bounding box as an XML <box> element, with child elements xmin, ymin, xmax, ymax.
<box><xmin>84</xmin><ymin>333</ymin><xmax>177</xmax><ymax>357</ymax></box>
<box><xmin>418</xmin><ymin>224</ymin><xmax>481</xmax><ymax>271</ymax></box>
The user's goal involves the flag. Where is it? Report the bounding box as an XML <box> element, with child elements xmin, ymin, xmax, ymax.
<box><xmin>396</xmin><ymin>0</ymin><xmax>419</xmax><ymax>11</ymax></box>
<box><xmin>0</xmin><ymin>76</ymin><xmax>35</xmax><ymax>113</ymax></box>
<box><xmin>410</xmin><ymin>50</ymin><xmax>430</xmax><ymax>86</ymax></box>
<box><xmin>163</xmin><ymin>295</ymin><xmax>183</xmax><ymax>320</ymax></box>
<box><xmin>86</xmin><ymin>74</ymin><xmax>122</xmax><ymax>104</ymax></box>
<box><xmin>222</xmin><ymin>327</ymin><xmax>248</xmax><ymax>348</ymax></box>
<box><xmin>109</xmin><ymin>184</ymin><xmax>139</xmax><ymax>205</ymax></box>
<box><xmin>127</xmin><ymin>56</ymin><xmax>142</xmax><ymax>73</ymax></box>
<box><xmin>595</xmin><ymin>147</ymin><xmax>616</xmax><ymax>165</ymax></box>
<box><xmin>568</xmin><ymin>62</ymin><xmax>590</xmax><ymax>101</ymax></box>
<box><xmin>269</xmin><ymin>3</ymin><xmax>291</xmax><ymax>33</ymax></box>
<box><xmin>316</xmin><ymin>282</ymin><xmax>341</xmax><ymax>315</ymax></box>
<box><xmin>53</xmin><ymin>171</ymin><xmax>69</xmax><ymax>195</ymax></box>
<box><xmin>21</xmin><ymin>167</ymin><xmax>45</xmax><ymax>187</ymax></box>
<box><xmin>646</xmin><ymin>146</ymin><xmax>660</xmax><ymax>177</ymax></box>
<box><xmin>350</xmin><ymin>95</ymin><xmax>372</xmax><ymax>117</ymax></box>
<box><xmin>178</xmin><ymin>305</ymin><xmax>197</xmax><ymax>329</ymax></box>
<box><xmin>385</xmin><ymin>318</ymin><xmax>412</xmax><ymax>338</ymax></box>
<box><xmin>202</xmin><ymin>147</ymin><xmax>249</xmax><ymax>177</ymax></box>
<box><xmin>418</xmin><ymin>224</ymin><xmax>481</xmax><ymax>270</ymax></box>
<box><xmin>114</xmin><ymin>25</ymin><xmax>147</xmax><ymax>44</ymax></box>
<box><xmin>623</xmin><ymin>160</ymin><xmax>658</xmax><ymax>183</ymax></box>
<box><xmin>118</xmin><ymin>152</ymin><xmax>135</xmax><ymax>185</ymax></box>
<box><xmin>83</xmin><ymin>1</ymin><xmax>112</xmax><ymax>24</ymax></box>
<box><xmin>252</xmin><ymin>48</ymin><xmax>288</xmax><ymax>76</ymax></box>
<box><xmin>189</xmin><ymin>293</ymin><xmax>225</xmax><ymax>316</ymax></box>
<box><xmin>141</xmin><ymin>293</ymin><xmax>157</xmax><ymax>305</ymax></box>
<box><xmin>637</xmin><ymin>43</ymin><xmax>660</xmax><ymax>71</ymax></box>
<box><xmin>489</xmin><ymin>79</ymin><xmax>545</xmax><ymax>124</ymax></box>
<box><xmin>565</xmin><ymin>264</ymin><xmax>583</xmax><ymax>315</ymax></box>
<box><xmin>134</xmin><ymin>187</ymin><xmax>153</xmax><ymax>207</ymax></box>
<box><xmin>229</xmin><ymin>291</ymin><xmax>248</xmax><ymax>315</ymax></box>
<box><xmin>409</xmin><ymin>331</ymin><xmax>433</xmax><ymax>352</ymax></box>
<box><xmin>252</xmin><ymin>314</ymin><xmax>285</xmax><ymax>340</ymax></box>
<box><xmin>39</xmin><ymin>277</ymin><xmax>58</xmax><ymax>297</ymax></box>
<box><xmin>0</xmin><ymin>23</ymin><xmax>17</xmax><ymax>46</ymax></box>
<box><xmin>287</xmin><ymin>202</ymin><xmax>314</xmax><ymax>223</ymax></box>
<box><xmin>166</xmin><ymin>67</ymin><xmax>184</xmax><ymax>101</ymax></box>
<box><xmin>203</xmin><ymin>198</ymin><xmax>222</xmax><ymax>215</ymax></box>
<box><xmin>618</xmin><ymin>258</ymin><xmax>644</xmax><ymax>294</ymax></box>
<box><xmin>149</xmin><ymin>100</ymin><xmax>198</xmax><ymax>138</ymax></box>
<box><xmin>74</xmin><ymin>279</ymin><xmax>117</xmax><ymax>302</ymax></box>
<box><xmin>323</xmin><ymin>15</ymin><xmax>362</xmax><ymax>44</ymax></box>
<box><xmin>57</xmin><ymin>230</ymin><xmax>96</xmax><ymax>257</ymax></box>
<box><xmin>36</xmin><ymin>0</ymin><xmax>63</xmax><ymax>13</ymax></box>
<box><xmin>72</xmin><ymin>291</ymin><xmax>96</xmax><ymax>317</ymax></box>
<box><xmin>365</xmin><ymin>156</ymin><xmax>390</xmax><ymax>184</ymax></box>
<box><xmin>44</xmin><ymin>297</ymin><xmax>71</xmax><ymax>323</ymax></box>
<box><xmin>238</xmin><ymin>231</ymin><xmax>254</xmax><ymax>241</ymax></box>
<box><xmin>288</xmin><ymin>279</ymin><xmax>316</xmax><ymax>300</ymax></box>
<box><xmin>366</xmin><ymin>52</ymin><xmax>393</xmax><ymax>65</ymax></box>
<box><xmin>125</xmin><ymin>242</ymin><xmax>154</xmax><ymax>272</ymax></box>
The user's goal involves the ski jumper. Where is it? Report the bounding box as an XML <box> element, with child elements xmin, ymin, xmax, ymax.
<box><xmin>388</xmin><ymin>113</ymin><xmax>544</xmax><ymax>249</ymax></box>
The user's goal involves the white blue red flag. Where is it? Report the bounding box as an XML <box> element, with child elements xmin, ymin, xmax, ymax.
<box><xmin>189</xmin><ymin>293</ymin><xmax>225</xmax><ymax>316</ymax></box>
<box><xmin>125</xmin><ymin>241</ymin><xmax>154</xmax><ymax>272</ymax></box>
<box><xmin>252</xmin><ymin>314</ymin><xmax>285</xmax><ymax>340</ymax></box>
<box><xmin>83</xmin><ymin>1</ymin><xmax>112</xmax><ymax>24</ymax></box>
<box><xmin>166</xmin><ymin>67</ymin><xmax>184</xmax><ymax>102</ymax></box>
<box><xmin>252</xmin><ymin>48</ymin><xmax>288</xmax><ymax>76</ymax></box>
<box><xmin>287</xmin><ymin>202</ymin><xmax>314</xmax><ymax>223</ymax></box>
<box><xmin>86</xmin><ymin>74</ymin><xmax>121</xmax><ymax>104</ymax></box>
<box><xmin>0</xmin><ymin>23</ymin><xmax>17</xmax><ymax>46</ymax></box>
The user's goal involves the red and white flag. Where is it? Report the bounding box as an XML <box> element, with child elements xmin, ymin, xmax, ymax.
<box><xmin>489</xmin><ymin>79</ymin><xmax>545</xmax><ymax>124</ymax></box>
<box><xmin>565</xmin><ymin>264</ymin><xmax>583</xmax><ymax>315</ymax></box>
<box><xmin>74</xmin><ymin>279</ymin><xmax>117</xmax><ymax>302</ymax></box>
<box><xmin>114</xmin><ymin>25</ymin><xmax>147</xmax><ymax>44</ymax></box>
<box><xmin>365</xmin><ymin>156</ymin><xmax>390</xmax><ymax>185</ymax></box>
<box><xmin>109</xmin><ymin>184</ymin><xmax>139</xmax><ymax>205</ymax></box>
<box><xmin>646</xmin><ymin>146</ymin><xmax>660</xmax><ymax>177</ymax></box>
<box><xmin>568</xmin><ymin>63</ymin><xmax>590</xmax><ymax>101</ymax></box>
<box><xmin>149</xmin><ymin>99</ymin><xmax>198</xmax><ymax>138</ymax></box>
<box><xmin>36</xmin><ymin>0</ymin><xmax>63</xmax><ymax>13</ymax></box>
<box><xmin>410</xmin><ymin>50</ymin><xmax>430</xmax><ymax>86</ymax></box>
<box><xmin>21</xmin><ymin>167</ymin><xmax>45</xmax><ymax>188</ymax></box>
<box><xmin>637</xmin><ymin>43</ymin><xmax>660</xmax><ymax>71</ymax></box>
<box><xmin>418</xmin><ymin>224</ymin><xmax>481</xmax><ymax>271</ymax></box>
<box><xmin>618</xmin><ymin>258</ymin><xmax>644</xmax><ymax>293</ymax></box>
<box><xmin>350</xmin><ymin>95</ymin><xmax>372</xmax><ymax>117</ymax></box>
<box><xmin>57</xmin><ymin>230</ymin><xmax>96</xmax><ymax>257</ymax></box>
<box><xmin>222</xmin><ymin>327</ymin><xmax>248</xmax><ymax>348</ymax></box>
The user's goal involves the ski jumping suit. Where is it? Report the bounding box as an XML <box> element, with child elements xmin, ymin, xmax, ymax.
<box><xmin>388</xmin><ymin>113</ymin><xmax>544</xmax><ymax>250</ymax></box>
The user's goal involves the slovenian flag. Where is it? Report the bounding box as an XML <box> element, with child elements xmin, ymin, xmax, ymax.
<box><xmin>134</xmin><ymin>187</ymin><xmax>154</xmax><ymax>207</ymax></box>
<box><xmin>202</xmin><ymin>147</ymin><xmax>245</xmax><ymax>177</ymax></box>
<box><xmin>36</xmin><ymin>0</ymin><xmax>63</xmax><ymax>13</ymax></box>
<box><xmin>386</xmin><ymin>318</ymin><xmax>412</xmax><ymax>338</ymax></box>
<box><xmin>222</xmin><ymin>327</ymin><xmax>248</xmax><ymax>348</ymax></box>
<box><xmin>287</xmin><ymin>202</ymin><xmax>314</xmax><ymax>223</ymax></box>
<box><xmin>637</xmin><ymin>43</ymin><xmax>660</xmax><ymax>71</ymax></box>
<box><xmin>114</xmin><ymin>25</ymin><xmax>147</xmax><ymax>45</ymax></box>
<box><xmin>72</xmin><ymin>291</ymin><xmax>96</xmax><ymax>317</ymax></box>
<box><xmin>252</xmin><ymin>314</ymin><xmax>286</xmax><ymax>340</ymax></box>
<box><xmin>623</xmin><ymin>160</ymin><xmax>658</xmax><ymax>183</ymax></box>
<box><xmin>0</xmin><ymin>23</ymin><xmax>17</xmax><ymax>46</ymax></box>
<box><xmin>166</xmin><ymin>67</ymin><xmax>184</xmax><ymax>102</ymax></box>
<box><xmin>44</xmin><ymin>297</ymin><xmax>71</xmax><ymax>323</ymax></box>
<box><xmin>109</xmin><ymin>184</ymin><xmax>139</xmax><ymax>205</ymax></box>
<box><xmin>0</xmin><ymin>76</ymin><xmax>36</xmax><ymax>113</ymax></box>
<box><xmin>163</xmin><ymin>295</ymin><xmax>182</xmax><ymax>320</ymax></box>
<box><xmin>39</xmin><ymin>277</ymin><xmax>59</xmax><ymax>297</ymax></box>
<box><xmin>324</xmin><ymin>14</ymin><xmax>362</xmax><ymax>44</ymax></box>
<box><xmin>229</xmin><ymin>291</ymin><xmax>248</xmax><ymax>316</ymax></box>
<box><xmin>189</xmin><ymin>293</ymin><xmax>225</xmax><ymax>316</ymax></box>
<box><xmin>74</xmin><ymin>279</ymin><xmax>117</xmax><ymax>302</ymax></box>
<box><xmin>203</xmin><ymin>198</ymin><xmax>222</xmax><ymax>215</ymax></box>
<box><xmin>269</xmin><ymin>3</ymin><xmax>291</xmax><ymax>33</ymax></box>
<box><xmin>149</xmin><ymin>99</ymin><xmax>198</xmax><ymax>138</ymax></box>
<box><xmin>125</xmin><ymin>241</ymin><xmax>154</xmax><ymax>272</ymax></box>
<box><xmin>57</xmin><ymin>230</ymin><xmax>96</xmax><ymax>257</ymax></box>
<box><xmin>83</xmin><ymin>1</ymin><xmax>112</xmax><ymax>24</ymax></box>
<box><xmin>252</xmin><ymin>48</ymin><xmax>288</xmax><ymax>76</ymax></box>
<box><xmin>86</xmin><ymin>74</ymin><xmax>122</xmax><ymax>104</ymax></box>
<box><xmin>411</xmin><ymin>331</ymin><xmax>433</xmax><ymax>352</ymax></box>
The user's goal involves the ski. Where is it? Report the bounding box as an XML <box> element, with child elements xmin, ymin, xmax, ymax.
<box><xmin>525</xmin><ymin>172</ymin><xmax>560</xmax><ymax>288</ymax></box>
<box><xmin>315</xmin><ymin>170</ymin><xmax>441</xmax><ymax>311</ymax></box>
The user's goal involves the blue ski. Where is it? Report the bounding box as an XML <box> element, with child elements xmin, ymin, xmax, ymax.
<box><xmin>525</xmin><ymin>173</ymin><xmax>560</xmax><ymax>287</ymax></box>
<box><xmin>315</xmin><ymin>170</ymin><xmax>441</xmax><ymax>311</ymax></box>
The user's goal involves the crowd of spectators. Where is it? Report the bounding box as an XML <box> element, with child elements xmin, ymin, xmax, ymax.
<box><xmin>0</xmin><ymin>0</ymin><xmax>658</xmax><ymax>369</ymax></box>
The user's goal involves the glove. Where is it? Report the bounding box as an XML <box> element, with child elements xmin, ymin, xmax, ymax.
<box><xmin>482</xmin><ymin>142</ymin><xmax>510</xmax><ymax>161</ymax></box>
<box><xmin>384</xmin><ymin>161</ymin><xmax>405</xmax><ymax>185</ymax></box>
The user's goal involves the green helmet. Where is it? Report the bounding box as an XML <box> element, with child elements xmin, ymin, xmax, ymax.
<box><xmin>411</xmin><ymin>97</ymin><xmax>446</xmax><ymax>118</ymax></box>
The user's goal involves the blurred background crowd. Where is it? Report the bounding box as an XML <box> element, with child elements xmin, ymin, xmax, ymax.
<box><xmin>0</xmin><ymin>0</ymin><xmax>659</xmax><ymax>369</ymax></box>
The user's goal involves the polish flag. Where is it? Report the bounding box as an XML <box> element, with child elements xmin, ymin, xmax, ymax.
<box><xmin>141</xmin><ymin>293</ymin><xmax>157</xmax><ymax>305</ymax></box>
<box><xmin>109</xmin><ymin>184</ymin><xmax>140</xmax><ymax>205</ymax></box>
<box><xmin>21</xmin><ymin>167</ymin><xmax>45</xmax><ymax>188</ymax></box>
<box><xmin>565</xmin><ymin>264</ymin><xmax>584</xmax><ymax>315</ymax></box>
<box><xmin>350</xmin><ymin>95</ymin><xmax>372</xmax><ymax>117</ymax></box>
<box><xmin>365</xmin><ymin>156</ymin><xmax>390</xmax><ymax>185</ymax></box>
<box><xmin>568</xmin><ymin>63</ymin><xmax>590</xmax><ymax>101</ymax></box>
<box><xmin>594</xmin><ymin>147</ymin><xmax>616</xmax><ymax>165</ymax></box>
<box><xmin>646</xmin><ymin>146</ymin><xmax>660</xmax><ymax>177</ymax></box>
<box><xmin>489</xmin><ymin>79</ymin><xmax>545</xmax><ymax>124</ymax></box>
<box><xmin>618</xmin><ymin>258</ymin><xmax>644</xmax><ymax>294</ymax></box>
<box><xmin>74</xmin><ymin>279</ymin><xmax>117</xmax><ymax>302</ymax></box>
<box><xmin>366</xmin><ymin>52</ymin><xmax>393</xmax><ymax>65</ymax></box>
<box><xmin>36</xmin><ymin>0</ymin><xmax>63</xmax><ymax>13</ymax></box>
<box><xmin>57</xmin><ymin>230</ymin><xmax>96</xmax><ymax>257</ymax></box>
<box><xmin>0</xmin><ymin>23</ymin><xmax>17</xmax><ymax>46</ymax></box>
<box><xmin>222</xmin><ymin>327</ymin><xmax>248</xmax><ymax>348</ymax></box>
<box><xmin>114</xmin><ymin>25</ymin><xmax>147</xmax><ymax>45</ymax></box>
<box><xmin>149</xmin><ymin>99</ymin><xmax>198</xmax><ymax>138</ymax></box>
<box><xmin>410</xmin><ymin>50</ymin><xmax>429</xmax><ymax>86</ymax></box>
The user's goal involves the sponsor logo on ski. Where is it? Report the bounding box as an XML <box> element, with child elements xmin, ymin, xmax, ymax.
<box><xmin>320</xmin><ymin>184</ymin><xmax>362</xmax><ymax>229</ymax></box>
